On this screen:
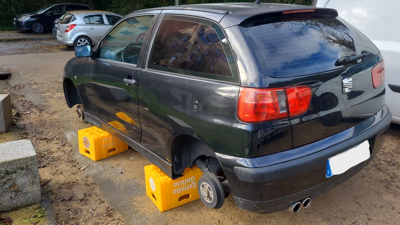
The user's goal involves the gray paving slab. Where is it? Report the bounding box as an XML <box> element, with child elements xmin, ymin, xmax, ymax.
<box><xmin>0</xmin><ymin>140</ymin><xmax>41</xmax><ymax>212</ymax></box>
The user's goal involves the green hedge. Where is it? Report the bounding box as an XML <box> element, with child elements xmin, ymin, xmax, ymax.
<box><xmin>0</xmin><ymin>0</ymin><xmax>312</xmax><ymax>30</ymax></box>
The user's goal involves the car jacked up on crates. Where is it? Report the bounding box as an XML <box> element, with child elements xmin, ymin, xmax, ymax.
<box><xmin>63</xmin><ymin>1</ymin><xmax>391</xmax><ymax>213</ymax></box>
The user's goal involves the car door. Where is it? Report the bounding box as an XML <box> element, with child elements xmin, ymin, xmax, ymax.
<box><xmin>83</xmin><ymin>14</ymin><xmax>112</xmax><ymax>45</ymax></box>
<box><xmin>138</xmin><ymin>14</ymin><xmax>240</xmax><ymax>169</ymax></box>
<box><xmin>78</xmin><ymin>14</ymin><xmax>159</xmax><ymax>142</ymax></box>
<box><xmin>44</xmin><ymin>5</ymin><xmax>64</xmax><ymax>28</ymax></box>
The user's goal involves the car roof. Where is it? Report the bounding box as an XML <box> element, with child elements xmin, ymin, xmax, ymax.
<box><xmin>50</xmin><ymin>3</ymin><xmax>90</xmax><ymax>6</ymax></box>
<box><xmin>68</xmin><ymin>10</ymin><xmax>120</xmax><ymax>16</ymax></box>
<box><xmin>129</xmin><ymin>3</ymin><xmax>325</xmax><ymax>28</ymax></box>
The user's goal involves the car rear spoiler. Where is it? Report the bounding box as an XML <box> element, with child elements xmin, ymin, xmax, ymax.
<box><xmin>221</xmin><ymin>7</ymin><xmax>338</xmax><ymax>28</ymax></box>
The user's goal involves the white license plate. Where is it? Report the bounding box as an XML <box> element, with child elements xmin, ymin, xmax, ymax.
<box><xmin>326</xmin><ymin>141</ymin><xmax>370</xmax><ymax>178</ymax></box>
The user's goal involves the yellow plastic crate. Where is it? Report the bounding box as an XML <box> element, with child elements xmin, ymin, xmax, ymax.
<box><xmin>145</xmin><ymin>164</ymin><xmax>203</xmax><ymax>212</ymax></box>
<box><xmin>78</xmin><ymin>123</ymin><xmax>128</xmax><ymax>161</ymax></box>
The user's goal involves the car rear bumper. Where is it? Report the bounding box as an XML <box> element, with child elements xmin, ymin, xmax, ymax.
<box><xmin>57</xmin><ymin>34</ymin><xmax>73</xmax><ymax>46</ymax></box>
<box><xmin>52</xmin><ymin>27</ymin><xmax>57</xmax><ymax>37</ymax></box>
<box><xmin>217</xmin><ymin>105</ymin><xmax>391</xmax><ymax>213</ymax></box>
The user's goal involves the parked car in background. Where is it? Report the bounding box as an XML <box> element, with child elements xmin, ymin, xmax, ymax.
<box><xmin>317</xmin><ymin>0</ymin><xmax>400</xmax><ymax>124</ymax></box>
<box><xmin>52</xmin><ymin>10</ymin><xmax>93</xmax><ymax>37</ymax></box>
<box><xmin>56</xmin><ymin>11</ymin><xmax>122</xmax><ymax>48</ymax></box>
<box><xmin>14</xmin><ymin>3</ymin><xmax>91</xmax><ymax>34</ymax></box>
<box><xmin>64</xmin><ymin>3</ymin><xmax>391</xmax><ymax>213</ymax></box>
<box><xmin>53</xmin><ymin>13</ymin><xmax>70</xmax><ymax>37</ymax></box>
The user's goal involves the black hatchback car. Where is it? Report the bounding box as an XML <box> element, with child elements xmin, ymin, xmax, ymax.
<box><xmin>63</xmin><ymin>3</ymin><xmax>391</xmax><ymax>213</ymax></box>
<box><xmin>14</xmin><ymin>3</ymin><xmax>91</xmax><ymax>33</ymax></box>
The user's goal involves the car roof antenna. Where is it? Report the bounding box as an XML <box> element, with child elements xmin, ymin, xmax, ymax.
<box><xmin>254</xmin><ymin>0</ymin><xmax>261</xmax><ymax>4</ymax></box>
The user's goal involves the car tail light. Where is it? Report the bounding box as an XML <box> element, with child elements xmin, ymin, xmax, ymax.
<box><xmin>283</xmin><ymin>9</ymin><xmax>315</xmax><ymax>14</ymax></box>
<box><xmin>237</xmin><ymin>86</ymin><xmax>312</xmax><ymax>123</ymax></box>
<box><xmin>65</xmin><ymin>24</ymin><xmax>76</xmax><ymax>33</ymax></box>
<box><xmin>286</xmin><ymin>87</ymin><xmax>312</xmax><ymax>117</ymax></box>
<box><xmin>371</xmin><ymin>60</ymin><xmax>385</xmax><ymax>88</ymax></box>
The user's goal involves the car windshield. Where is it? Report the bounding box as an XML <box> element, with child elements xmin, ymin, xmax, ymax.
<box><xmin>241</xmin><ymin>18</ymin><xmax>357</xmax><ymax>77</ymax></box>
<box><xmin>35</xmin><ymin>5</ymin><xmax>52</xmax><ymax>14</ymax></box>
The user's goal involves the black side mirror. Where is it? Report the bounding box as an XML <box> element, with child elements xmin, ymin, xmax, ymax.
<box><xmin>48</xmin><ymin>11</ymin><xmax>54</xmax><ymax>15</ymax></box>
<box><xmin>75</xmin><ymin>45</ymin><xmax>92</xmax><ymax>58</ymax></box>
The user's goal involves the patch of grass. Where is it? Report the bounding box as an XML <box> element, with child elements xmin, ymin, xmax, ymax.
<box><xmin>0</xmin><ymin>26</ymin><xmax>15</xmax><ymax>31</ymax></box>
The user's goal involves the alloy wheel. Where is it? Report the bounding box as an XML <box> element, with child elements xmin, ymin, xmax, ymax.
<box><xmin>31</xmin><ymin>22</ymin><xmax>44</xmax><ymax>34</ymax></box>
<box><xmin>76</xmin><ymin>38</ymin><xmax>90</xmax><ymax>47</ymax></box>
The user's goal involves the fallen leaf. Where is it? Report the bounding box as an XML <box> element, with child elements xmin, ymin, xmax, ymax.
<box><xmin>40</xmin><ymin>178</ymin><xmax>51</xmax><ymax>186</ymax></box>
<box><xmin>79</xmin><ymin>165</ymin><xmax>89</xmax><ymax>171</ymax></box>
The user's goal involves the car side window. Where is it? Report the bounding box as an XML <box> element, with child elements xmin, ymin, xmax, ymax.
<box><xmin>80</xmin><ymin>5</ymin><xmax>91</xmax><ymax>10</ymax></box>
<box><xmin>49</xmin><ymin>5</ymin><xmax>64</xmax><ymax>14</ymax></box>
<box><xmin>106</xmin><ymin>15</ymin><xmax>122</xmax><ymax>25</ymax></box>
<box><xmin>83</xmin><ymin>15</ymin><xmax>105</xmax><ymax>25</ymax></box>
<box><xmin>98</xmin><ymin>15</ymin><xmax>154</xmax><ymax>65</ymax></box>
<box><xmin>66</xmin><ymin>5</ymin><xmax>80</xmax><ymax>11</ymax></box>
<box><xmin>148</xmin><ymin>15</ymin><xmax>236</xmax><ymax>81</ymax></box>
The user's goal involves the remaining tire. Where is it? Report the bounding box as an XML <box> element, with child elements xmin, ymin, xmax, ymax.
<box><xmin>76</xmin><ymin>104</ymin><xmax>85</xmax><ymax>122</ymax></box>
<box><xmin>198</xmin><ymin>172</ymin><xmax>225</xmax><ymax>209</ymax></box>
<box><xmin>74</xmin><ymin>36</ymin><xmax>92</xmax><ymax>48</ymax></box>
<box><xmin>31</xmin><ymin>22</ymin><xmax>44</xmax><ymax>34</ymax></box>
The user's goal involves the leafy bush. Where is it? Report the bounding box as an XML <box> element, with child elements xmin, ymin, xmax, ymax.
<box><xmin>0</xmin><ymin>0</ymin><xmax>312</xmax><ymax>30</ymax></box>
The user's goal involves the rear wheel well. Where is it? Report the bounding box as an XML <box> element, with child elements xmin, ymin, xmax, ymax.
<box><xmin>63</xmin><ymin>78</ymin><xmax>82</xmax><ymax>108</ymax></box>
<box><xmin>171</xmin><ymin>135</ymin><xmax>225</xmax><ymax>178</ymax></box>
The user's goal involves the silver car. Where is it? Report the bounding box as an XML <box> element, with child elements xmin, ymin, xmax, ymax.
<box><xmin>56</xmin><ymin>10</ymin><xmax>122</xmax><ymax>48</ymax></box>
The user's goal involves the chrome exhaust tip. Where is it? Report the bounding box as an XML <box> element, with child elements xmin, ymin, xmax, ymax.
<box><xmin>301</xmin><ymin>198</ymin><xmax>311</xmax><ymax>209</ymax></box>
<box><xmin>288</xmin><ymin>201</ymin><xmax>301</xmax><ymax>213</ymax></box>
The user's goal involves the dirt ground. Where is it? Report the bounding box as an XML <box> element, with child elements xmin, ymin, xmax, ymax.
<box><xmin>0</xmin><ymin>39</ymin><xmax>400</xmax><ymax>225</ymax></box>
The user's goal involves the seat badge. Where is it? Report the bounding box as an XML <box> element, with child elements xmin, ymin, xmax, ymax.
<box><xmin>342</xmin><ymin>77</ymin><xmax>353</xmax><ymax>93</ymax></box>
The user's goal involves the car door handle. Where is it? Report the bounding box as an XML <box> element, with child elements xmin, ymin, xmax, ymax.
<box><xmin>123</xmin><ymin>78</ymin><xmax>136</xmax><ymax>85</ymax></box>
<box><xmin>90</xmin><ymin>27</ymin><xmax>94</xmax><ymax>30</ymax></box>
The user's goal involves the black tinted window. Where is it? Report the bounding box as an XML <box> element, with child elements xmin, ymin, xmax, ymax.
<box><xmin>106</xmin><ymin>15</ymin><xmax>121</xmax><ymax>25</ymax></box>
<box><xmin>148</xmin><ymin>17</ymin><xmax>233</xmax><ymax>79</ymax></box>
<box><xmin>242</xmin><ymin>18</ymin><xmax>356</xmax><ymax>77</ymax></box>
<box><xmin>65</xmin><ymin>5</ymin><xmax>79</xmax><ymax>11</ymax></box>
<box><xmin>83</xmin><ymin>15</ymin><xmax>104</xmax><ymax>25</ymax></box>
<box><xmin>49</xmin><ymin>5</ymin><xmax>63</xmax><ymax>14</ymax></box>
<box><xmin>80</xmin><ymin>5</ymin><xmax>91</xmax><ymax>10</ymax></box>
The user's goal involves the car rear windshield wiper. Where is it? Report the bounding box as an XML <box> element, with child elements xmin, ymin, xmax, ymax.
<box><xmin>335</xmin><ymin>52</ymin><xmax>371</xmax><ymax>66</ymax></box>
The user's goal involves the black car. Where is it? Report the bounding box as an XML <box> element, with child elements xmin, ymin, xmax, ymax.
<box><xmin>63</xmin><ymin>3</ymin><xmax>391</xmax><ymax>213</ymax></box>
<box><xmin>14</xmin><ymin>3</ymin><xmax>91</xmax><ymax>33</ymax></box>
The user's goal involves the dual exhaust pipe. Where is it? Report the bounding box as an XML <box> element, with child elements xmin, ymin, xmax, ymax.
<box><xmin>288</xmin><ymin>198</ymin><xmax>311</xmax><ymax>213</ymax></box>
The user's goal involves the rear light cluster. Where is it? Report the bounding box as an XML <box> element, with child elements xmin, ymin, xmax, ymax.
<box><xmin>65</xmin><ymin>24</ymin><xmax>76</xmax><ymax>33</ymax></box>
<box><xmin>371</xmin><ymin>60</ymin><xmax>385</xmax><ymax>88</ymax></box>
<box><xmin>237</xmin><ymin>86</ymin><xmax>312</xmax><ymax>123</ymax></box>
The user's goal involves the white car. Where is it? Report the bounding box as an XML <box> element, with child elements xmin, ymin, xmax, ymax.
<box><xmin>316</xmin><ymin>0</ymin><xmax>400</xmax><ymax>124</ymax></box>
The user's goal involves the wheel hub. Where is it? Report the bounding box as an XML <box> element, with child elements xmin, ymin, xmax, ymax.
<box><xmin>200</xmin><ymin>182</ymin><xmax>214</xmax><ymax>203</ymax></box>
<box><xmin>77</xmin><ymin>38</ymin><xmax>89</xmax><ymax>46</ymax></box>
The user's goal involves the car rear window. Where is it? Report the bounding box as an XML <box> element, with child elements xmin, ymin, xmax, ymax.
<box><xmin>60</xmin><ymin>14</ymin><xmax>75</xmax><ymax>24</ymax></box>
<box><xmin>241</xmin><ymin>18</ymin><xmax>357</xmax><ymax>77</ymax></box>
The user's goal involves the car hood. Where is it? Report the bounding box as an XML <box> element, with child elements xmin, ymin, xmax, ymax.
<box><xmin>16</xmin><ymin>13</ymin><xmax>37</xmax><ymax>19</ymax></box>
